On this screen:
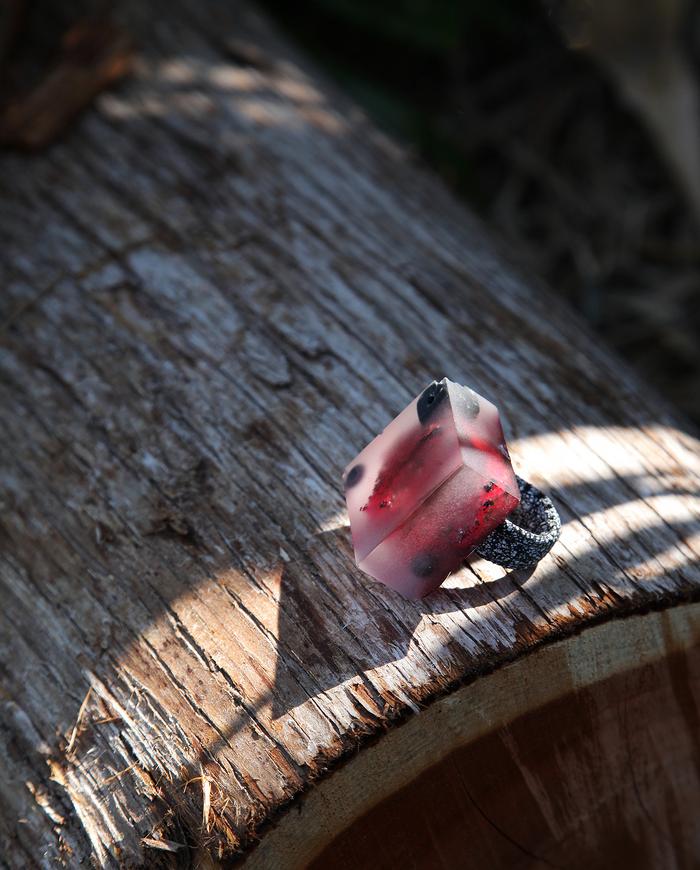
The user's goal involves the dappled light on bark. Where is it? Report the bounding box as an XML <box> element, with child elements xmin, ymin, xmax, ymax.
<box><xmin>98</xmin><ymin>52</ymin><xmax>346</xmax><ymax>134</ymax></box>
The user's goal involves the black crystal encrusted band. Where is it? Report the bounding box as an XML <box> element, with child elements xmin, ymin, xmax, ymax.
<box><xmin>475</xmin><ymin>476</ymin><xmax>561</xmax><ymax>570</ymax></box>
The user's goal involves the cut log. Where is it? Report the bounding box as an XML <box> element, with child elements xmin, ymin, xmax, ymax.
<box><xmin>0</xmin><ymin>1</ymin><xmax>699</xmax><ymax>867</ymax></box>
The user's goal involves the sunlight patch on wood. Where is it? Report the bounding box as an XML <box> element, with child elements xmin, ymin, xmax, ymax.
<box><xmin>510</xmin><ymin>424</ymin><xmax>700</xmax><ymax>487</ymax></box>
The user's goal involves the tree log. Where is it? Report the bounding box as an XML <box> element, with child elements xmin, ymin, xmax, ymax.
<box><xmin>1</xmin><ymin>1</ymin><xmax>699</xmax><ymax>867</ymax></box>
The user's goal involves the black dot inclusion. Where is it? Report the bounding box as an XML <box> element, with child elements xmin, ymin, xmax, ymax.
<box><xmin>411</xmin><ymin>553</ymin><xmax>436</xmax><ymax>577</ymax></box>
<box><xmin>417</xmin><ymin>380</ymin><xmax>447</xmax><ymax>424</ymax></box>
<box><xmin>345</xmin><ymin>464</ymin><xmax>364</xmax><ymax>489</ymax></box>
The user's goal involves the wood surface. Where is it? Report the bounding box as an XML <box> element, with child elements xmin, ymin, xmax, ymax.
<box><xmin>0</xmin><ymin>0</ymin><xmax>699</xmax><ymax>866</ymax></box>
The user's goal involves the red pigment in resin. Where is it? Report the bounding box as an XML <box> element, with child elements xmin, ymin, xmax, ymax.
<box><xmin>343</xmin><ymin>378</ymin><xmax>520</xmax><ymax>598</ymax></box>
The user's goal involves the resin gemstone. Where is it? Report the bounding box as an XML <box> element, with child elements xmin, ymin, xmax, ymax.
<box><xmin>343</xmin><ymin>378</ymin><xmax>520</xmax><ymax>599</ymax></box>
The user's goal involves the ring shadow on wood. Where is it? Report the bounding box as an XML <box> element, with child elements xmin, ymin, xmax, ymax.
<box><xmin>270</xmin><ymin>512</ymin><xmax>700</xmax><ymax>719</ymax></box>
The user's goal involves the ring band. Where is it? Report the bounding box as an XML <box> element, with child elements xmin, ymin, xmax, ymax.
<box><xmin>475</xmin><ymin>476</ymin><xmax>561</xmax><ymax>570</ymax></box>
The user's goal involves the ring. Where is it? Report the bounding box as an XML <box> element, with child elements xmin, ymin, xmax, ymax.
<box><xmin>343</xmin><ymin>378</ymin><xmax>562</xmax><ymax>599</ymax></box>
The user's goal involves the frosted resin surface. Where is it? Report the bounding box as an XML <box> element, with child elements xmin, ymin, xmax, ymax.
<box><xmin>343</xmin><ymin>378</ymin><xmax>520</xmax><ymax>598</ymax></box>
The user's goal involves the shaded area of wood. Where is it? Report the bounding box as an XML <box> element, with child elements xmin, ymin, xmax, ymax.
<box><xmin>0</xmin><ymin>0</ymin><xmax>698</xmax><ymax>866</ymax></box>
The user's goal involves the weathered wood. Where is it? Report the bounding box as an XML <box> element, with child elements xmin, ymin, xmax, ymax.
<box><xmin>0</xmin><ymin>0</ymin><xmax>699</xmax><ymax>866</ymax></box>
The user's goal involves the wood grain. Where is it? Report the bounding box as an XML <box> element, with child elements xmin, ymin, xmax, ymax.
<box><xmin>0</xmin><ymin>0</ymin><xmax>699</xmax><ymax>866</ymax></box>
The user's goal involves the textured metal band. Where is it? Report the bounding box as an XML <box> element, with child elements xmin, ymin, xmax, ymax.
<box><xmin>475</xmin><ymin>475</ymin><xmax>561</xmax><ymax>570</ymax></box>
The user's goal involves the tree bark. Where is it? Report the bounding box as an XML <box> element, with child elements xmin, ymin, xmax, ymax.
<box><xmin>0</xmin><ymin>1</ymin><xmax>699</xmax><ymax>867</ymax></box>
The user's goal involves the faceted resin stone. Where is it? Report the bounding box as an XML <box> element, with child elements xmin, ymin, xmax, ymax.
<box><xmin>343</xmin><ymin>378</ymin><xmax>520</xmax><ymax>598</ymax></box>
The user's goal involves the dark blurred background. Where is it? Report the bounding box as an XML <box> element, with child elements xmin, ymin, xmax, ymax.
<box><xmin>258</xmin><ymin>0</ymin><xmax>700</xmax><ymax>425</ymax></box>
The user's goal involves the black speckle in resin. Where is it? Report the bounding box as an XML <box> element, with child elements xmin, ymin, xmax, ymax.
<box><xmin>345</xmin><ymin>464</ymin><xmax>364</xmax><ymax>489</ymax></box>
<box><xmin>484</xmin><ymin>481</ymin><xmax>495</xmax><ymax>492</ymax></box>
<box><xmin>411</xmin><ymin>552</ymin><xmax>436</xmax><ymax>577</ymax></box>
<box><xmin>417</xmin><ymin>380</ymin><xmax>447</xmax><ymax>424</ymax></box>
